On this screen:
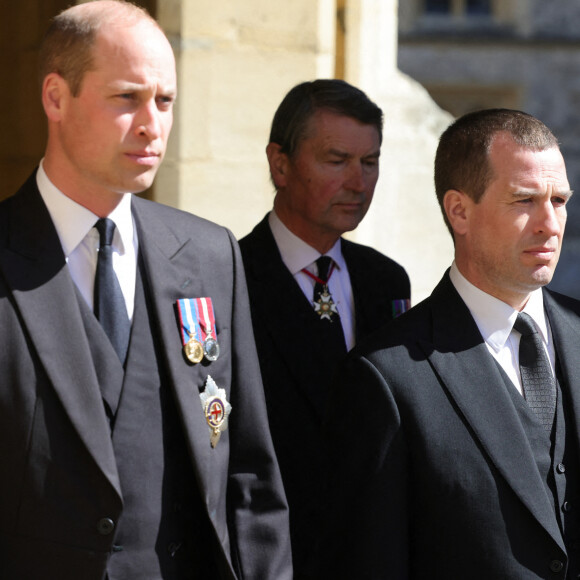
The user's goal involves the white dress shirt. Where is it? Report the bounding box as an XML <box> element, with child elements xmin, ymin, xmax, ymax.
<box><xmin>36</xmin><ymin>160</ymin><xmax>138</xmax><ymax>320</ymax></box>
<box><xmin>449</xmin><ymin>261</ymin><xmax>555</xmax><ymax>396</ymax></box>
<box><xmin>268</xmin><ymin>210</ymin><xmax>356</xmax><ymax>350</ymax></box>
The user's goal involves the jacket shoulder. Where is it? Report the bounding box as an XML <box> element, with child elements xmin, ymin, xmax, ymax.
<box><xmin>342</xmin><ymin>238</ymin><xmax>408</xmax><ymax>278</ymax></box>
<box><xmin>545</xmin><ymin>288</ymin><xmax>580</xmax><ymax>317</ymax></box>
<box><xmin>133</xmin><ymin>196</ymin><xmax>228</xmax><ymax>236</ymax></box>
<box><xmin>354</xmin><ymin>295</ymin><xmax>432</xmax><ymax>359</ymax></box>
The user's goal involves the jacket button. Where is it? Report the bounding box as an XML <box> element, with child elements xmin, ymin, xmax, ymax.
<box><xmin>550</xmin><ymin>559</ymin><xmax>564</xmax><ymax>573</ymax></box>
<box><xmin>563</xmin><ymin>502</ymin><xmax>573</xmax><ymax>513</ymax></box>
<box><xmin>168</xmin><ymin>541</ymin><xmax>183</xmax><ymax>558</ymax></box>
<box><xmin>557</xmin><ymin>463</ymin><xmax>566</xmax><ymax>474</ymax></box>
<box><xmin>97</xmin><ymin>518</ymin><xmax>115</xmax><ymax>535</ymax></box>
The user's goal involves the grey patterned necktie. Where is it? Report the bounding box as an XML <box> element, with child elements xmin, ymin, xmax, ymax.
<box><xmin>94</xmin><ymin>218</ymin><xmax>131</xmax><ymax>365</ymax></box>
<box><xmin>513</xmin><ymin>312</ymin><xmax>556</xmax><ymax>432</ymax></box>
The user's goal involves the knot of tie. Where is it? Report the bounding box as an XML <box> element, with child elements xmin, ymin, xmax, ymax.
<box><xmin>95</xmin><ymin>217</ymin><xmax>116</xmax><ymax>248</ymax></box>
<box><xmin>316</xmin><ymin>256</ymin><xmax>333</xmax><ymax>284</ymax></box>
<box><xmin>513</xmin><ymin>312</ymin><xmax>537</xmax><ymax>338</ymax></box>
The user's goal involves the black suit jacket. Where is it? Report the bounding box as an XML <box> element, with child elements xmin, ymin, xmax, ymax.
<box><xmin>322</xmin><ymin>272</ymin><xmax>580</xmax><ymax>579</ymax></box>
<box><xmin>239</xmin><ymin>214</ymin><xmax>410</xmax><ymax>577</ymax></box>
<box><xmin>0</xmin><ymin>173</ymin><xmax>292</xmax><ymax>580</ymax></box>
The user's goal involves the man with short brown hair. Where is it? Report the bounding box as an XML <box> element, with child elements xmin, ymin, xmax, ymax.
<box><xmin>0</xmin><ymin>2</ymin><xmax>291</xmax><ymax>578</ymax></box>
<box><xmin>322</xmin><ymin>108</ymin><xmax>580</xmax><ymax>579</ymax></box>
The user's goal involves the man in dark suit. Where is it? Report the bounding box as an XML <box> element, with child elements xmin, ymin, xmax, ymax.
<box><xmin>322</xmin><ymin>108</ymin><xmax>580</xmax><ymax>578</ymax></box>
<box><xmin>239</xmin><ymin>79</ymin><xmax>410</xmax><ymax>578</ymax></box>
<box><xmin>0</xmin><ymin>2</ymin><xmax>291</xmax><ymax>579</ymax></box>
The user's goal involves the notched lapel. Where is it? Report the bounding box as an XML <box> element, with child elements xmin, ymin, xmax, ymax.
<box><xmin>544</xmin><ymin>291</ymin><xmax>580</xmax><ymax>458</ymax></box>
<box><xmin>421</xmin><ymin>276</ymin><xmax>564</xmax><ymax>549</ymax></box>
<box><xmin>131</xmin><ymin>200</ymin><xmax>213</xmax><ymax>504</ymax></box>
<box><xmin>243</xmin><ymin>218</ymin><xmax>335</xmax><ymax>415</ymax></box>
<box><xmin>0</xmin><ymin>184</ymin><xmax>121</xmax><ymax>497</ymax></box>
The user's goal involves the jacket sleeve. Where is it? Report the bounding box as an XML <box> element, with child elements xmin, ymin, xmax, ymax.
<box><xmin>319</xmin><ymin>352</ymin><xmax>410</xmax><ymax>579</ymax></box>
<box><xmin>224</xmin><ymin>229</ymin><xmax>293</xmax><ymax>579</ymax></box>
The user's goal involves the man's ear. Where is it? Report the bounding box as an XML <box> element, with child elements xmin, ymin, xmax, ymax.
<box><xmin>42</xmin><ymin>73</ymin><xmax>70</xmax><ymax>122</ymax></box>
<box><xmin>266</xmin><ymin>142</ymin><xmax>290</xmax><ymax>189</ymax></box>
<box><xmin>444</xmin><ymin>189</ymin><xmax>472</xmax><ymax>236</ymax></box>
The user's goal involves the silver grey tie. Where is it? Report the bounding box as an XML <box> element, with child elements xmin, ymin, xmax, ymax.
<box><xmin>514</xmin><ymin>312</ymin><xmax>556</xmax><ymax>433</ymax></box>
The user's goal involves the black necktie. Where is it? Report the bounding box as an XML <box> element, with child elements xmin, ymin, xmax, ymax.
<box><xmin>513</xmin><ymin>312</ymin><xmax>556</xmax><ymax>432</ymax></box>
<box><xmin>313</xmin><ymin>256</ymin><xmax>346</xmax><ymax>352</ymax></box>
<box><xmin>94</xmin><ymin>218</ymin><xmax>131</xmax><ymax>364</ymax></box>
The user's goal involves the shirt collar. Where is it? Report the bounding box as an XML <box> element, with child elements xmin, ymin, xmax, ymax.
<box><xmin>449</xmin><ymin>261</ymin><xmax>548</xmax><ymax>352</ymax></box>
<box><xmin>37</xmin><ymin>160</ymin><xmax>134</xmax><ymax>257</ymax></box>
<box><xmin>268</xmin><ymin>209</ymin><xmax>345</xmax><ymax>274</ymax></box>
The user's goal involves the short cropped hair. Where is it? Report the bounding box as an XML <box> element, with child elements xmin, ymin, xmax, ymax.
<box><xmin>435</xmin><ymin>108</ymin><xmax>559</xmax><ymax>235</ymax></box>
<box><xmin>269</xmin><ymin>79</ymin><xmax>383</xmax><ymax>157</ymax></box>
<box><xmin>39</xmin><ymin>0</ymin><xmax>157</xmax><ymax>97</ymax></box>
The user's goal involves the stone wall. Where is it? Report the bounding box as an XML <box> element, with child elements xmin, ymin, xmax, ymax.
<box><xmin>399</xmin><ymin>0</ymin><xmax>580</xmax><ymax>298</ymax></box>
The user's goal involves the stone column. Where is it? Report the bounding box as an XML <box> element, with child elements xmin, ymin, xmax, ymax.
<box><xmin>155</xmin><ymin>0</ymin><xmax>336</xmax><ymax>230</ymax></box>
<box><xmin>342</xmin><ymin>0</ymin><xmax>454</xmax><ymax>301</ymax></box>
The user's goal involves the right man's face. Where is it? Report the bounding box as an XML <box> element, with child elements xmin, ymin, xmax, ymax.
<box><xmin>460</xmin><ymin>132</ymin><xmax>571</xmax><ymax>307</ymax></box>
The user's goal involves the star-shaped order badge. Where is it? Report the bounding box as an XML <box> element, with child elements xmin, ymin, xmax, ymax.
<box><xmin>200</xmin><ymin>375</ymin><xmax>232</xmax><ymax>448</ymax></box>
<box><xmin>314</xmin><ymin>289</ymin><xmax>339</xmax><ymax>321</ymax></box>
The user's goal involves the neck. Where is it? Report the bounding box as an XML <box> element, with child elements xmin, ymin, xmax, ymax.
<box><xmin>273</xmin><ymin>208</ymin><xmax>340</xmax><ymax>254</ymax></box>
<box><xmin>43</xmin><ymin>157</ymin><xmax>126</xmax><ymax>217</ymax></box>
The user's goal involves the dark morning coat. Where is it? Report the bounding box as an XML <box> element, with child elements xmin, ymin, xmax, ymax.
<box><xmin>321</xmin><ymin>272</ymin><xmax>580</xmax><ymax>579</ymax></box>
<box><xmin>238</xmin><ymin>214</ymin><xmax>410</xmax><ymax>577</ymax></box>
<box><xmin>0</xmin><ymin>173</ymin><xmax>292</xmax><ymax>580</ymax></box>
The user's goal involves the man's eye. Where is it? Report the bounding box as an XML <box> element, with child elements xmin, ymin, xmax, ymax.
<box><xmin>156</xmin><ymin>96</ymin><xmax>174</xmax><ymax>109</ymax></box>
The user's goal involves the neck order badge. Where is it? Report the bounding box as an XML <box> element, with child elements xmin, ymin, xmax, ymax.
<box><xmin>302</xmin><ymin>256</ymin><xmax>339</xmax><ymax>322</ymax></box>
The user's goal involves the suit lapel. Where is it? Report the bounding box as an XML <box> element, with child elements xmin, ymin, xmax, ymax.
<box><xmin>131</xmin><ymin>198</ymin><xmax>213</xmax><ymax>505</ymax></box>
<box><xmin>422</xmin><ymin>275</ymin><xmax>564</xmax><ymax>549</ymax></box>
<box><xmin>544</xmin><ymin>290</ymin><xmax>580</xmax><ymax>460</ymax></box>
<box><xmin>243</xmin><ymin>217</ymin><xmax>340</xmax><ymax>415</ymax></box>
<box><xmin>343</xmin><ymin>239</ymin><xmax>381</xmax><ymax>340</ymax></box>
<box><xmin>0</xmin><ymin>177</ymin><xmax>121</xmax><ymax>496</ymax></box>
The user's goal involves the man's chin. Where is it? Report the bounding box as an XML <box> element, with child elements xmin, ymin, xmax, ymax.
<box><xmin>527</xmin><ymin>265</ymin><xmax>557</xmax><ymax>289</ymax></box>
<box><xmin>125</xmin><ymin>175</ymin><xmax>157</xmax><ymax>195</ymax></box>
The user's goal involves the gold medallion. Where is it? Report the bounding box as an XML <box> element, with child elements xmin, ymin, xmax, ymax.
<box><xmin>184</xmin><ymin>337</ymin><xmax>204</xmax><ymax>364</ymax></box>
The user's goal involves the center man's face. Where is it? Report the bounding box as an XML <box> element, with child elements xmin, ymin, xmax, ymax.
<box><xmin>460</xmin><ymin>132</ymin><xmax>571</xmax><ymax>307</ymax></box>
<box><xmin>275</xmin><ymin>109</ymin><xmax>381</xmax><ymax>249</ymax></box>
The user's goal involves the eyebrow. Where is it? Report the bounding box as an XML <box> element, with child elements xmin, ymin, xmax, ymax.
<box><xmin>512</xmin><ymin>189</ymin><xmax>574</xmax><ymax>199</ymax></box>
<box><xmin>109</xmin><ymin>82</ymin><xmax>177</xmax><ymax>96</ymax></box>
<box><xmin>327</xmin><ymin>148</ymin><xmax>381</xmax><ymax>159</ymax></box>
